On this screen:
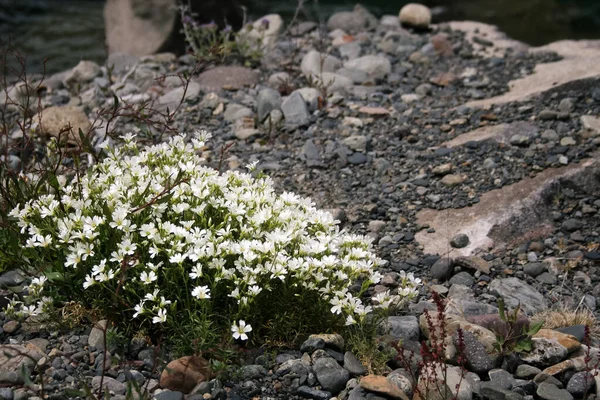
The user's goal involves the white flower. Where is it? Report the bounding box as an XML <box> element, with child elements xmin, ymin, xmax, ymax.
<box><xmin>140</xmin><ymin>271</ymin><xmax>158</xmax><ymax>285</ymax></box>
<box><xmin>345</xmin><ymin>315</ymin><xmax>357</xmax><ymax>326</ymax></box>
<box><xmin>330</xmin><ymin>297</ymin><xmax>344</xmax><ymax>315</ymax></box>
<box><xmin>248</xmin><ymin>285</ymin><xmax>262</xmax><ymax>296</ymax></box>
<box><xmin>133</xmin><ymin>301</ymin><xmax>145</xmax><ymax>318</ymax></box>
<box><xmin>152</xmin><ymin>308</ymin><xmax>167</xmax><ymax>324</ymax></box>
<box><xmin>231</xmin><ymin>320</ymin><xmax>252</xmax><ymax>341</ymax></box>
<box><xmin>83</xmin><ymin>275</ymin><xmax>96</xmax><ymax>289</ymax></box>
<box><xmin>191</xmin><ymin>285</ymin><xmax>210</xmax><ymax>299</ymax></box>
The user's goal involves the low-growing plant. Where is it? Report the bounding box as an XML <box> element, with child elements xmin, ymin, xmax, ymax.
<box><xmin>491</xmin><ymin>298</ymin><xmax>544</xmax><ymax>356</ymax></box>
<box><xmin>5</xmin><ymin>130</ymin><xmax>419</xmax><ymax>353</ymax></box>
<box><xmin>180</xmin><ymin>7</ymin><xmax>263</xmax><ymax>67</ymax></box>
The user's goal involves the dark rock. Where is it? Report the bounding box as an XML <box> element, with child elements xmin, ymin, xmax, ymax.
<box><xmin>300</xmin><ymin>337</ymin><xmax>325</xmax><ymax>353</ymax></box>
<box><xmin>536</xmin><ymin>382</ymin><xmax>573</xmax><ymax>400</ymax></box>
<box><xmin>313</xmin><ymin>357</ymin><xmax>349</xmax><ymax>393</ymax></box>
<box><xmin>561</xmin><ymin>219</ymin><xmax>583</xmax><ymax>232</ymax></box>
<box><xmin>523</xmin><ymin>262</ymin><xmax>546</xmax><ymax>277</ymax></box>
<box><xmin>449</xmin><ymin>272</ymin><xmax>475</xmax><ymax>286</ymax></box>
<box><xmin>154</xmin><ymin>391</ymin><xmax>184</xmax><ymax>400</ymax></box>
<box><xmin>431</xmin><ymin>257</ymin><xmax>454</xmax><ymax>280</ymax></box>
<box><xmin>450</xmin><ymin>233</ymin><xmax>470</xmax><ymax>248</ymax></box>
<box><xmin>343</xmin><ymin>352</ymin><xmax>366</xmax><ymax>376</ymax></box>
<box><xmin>566</xmin><ymin>371</ymin><xmax>594</xmax><ymax>397</ymax></box>
<box><xmin>296</xmin><ymin>386</ymin><xmax>332</xmax><ymax>400</ymax></box>
<box><xmin>555</xmin><ymin>325</ymin><xmax>586</xmax><ymax>342</ymax></box>
<box><xmin>456</xmin><ymin>330</ymin><xmax>495</xmax><ymax>374</ymax></box>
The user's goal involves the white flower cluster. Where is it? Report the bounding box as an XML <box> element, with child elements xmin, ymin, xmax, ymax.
<box><xmin>8</xmin><ymin>131</ymin><xmax>419</xmax><ymax>340</ymax></box>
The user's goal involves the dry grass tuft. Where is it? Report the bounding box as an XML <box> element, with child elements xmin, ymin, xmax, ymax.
<box><xmin>531</xmin><ymin>307</ymin><xmax>600</xmax><ymax>343</ymax></box>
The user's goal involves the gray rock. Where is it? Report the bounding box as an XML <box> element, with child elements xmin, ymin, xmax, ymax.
<box><xmin>282</xmin><ymin>92</ymin><xmax>311</xmax><ymax>126</ymax></box>
<box><xmin>300</xmin><ymin>337</ymin><xmax>325</xmax><ymax>353</ymax></box>
<box><xmin>431</xmin><ymin>257</ymin><xmax>454</xmax><ymax>280</ymax></box>
<box><xmin>238</xmin><ymin>365</ymin><xmax>267</xmax><ymax>380</ymax></box>
<box><xmin>450</xmin><ymin>234</ymin><xmax>470</xmax><ymax>248</ymax></box>
<box><xmin>488</xmin><ymin>369</ymin><xmax>516</xmax><ymax>390</ymax></box>
<box><xmin>154</xmin><ymin>390</ymin><xmax>184</xmax><ymax>400</ymax></box>
<box><xmin>339</xmin><ymin>42</ymin><xmax>362</xmax><ymax>60</ymax></box>
<box><xmin>509</xmin><ymin>134</ymin><xmax>531</xmax><ymax>146</ymax></box>
<box><xmin>267</xmin><ymin>72</ymin><xmax>291</xmax><ymax>88</ymax></box>
<box><xmin>379</xmin><ymin>316</ymin><xmax>420</xmax><ymax>342</ymax></box>
<box><xmin>336</xmin><ymin>67</ymin><xmax>369</xmax><ymax>84</ymax></box>
<box><xmin>566</xmin><ymin>371</ymin><xmax>594</xmax><ymax>397</ymax></box>
<box><xmin>91</xmin><ymin>376</ymin><xmax>126</xmax><ymax>395</ymax></box>
<box><xmin>326</xmin><ymin>5</ymin><xmax>377</xmax><ymax>32</ymax></box>
<box><xmin>343</xmin><ymin>352</ymin><xmax>366</xmax><ymax>376</ymax></box>
<box><xmin>313</xmin><ymin>357</ymin><xmax>350</xmax><ymax>393</ymax></box>
<box><xmin>223</xmin><ymin>103</ymin><xmax>254</xmax><ymax>122</ymax></box>
<box><xmin>480</xmin><ymin>382</ymin><xmax>524</xmax><ymax>400</ymax></box>
<box><xmin>538</xmin><ymin>109</ymin><xmax>559</xmax><ymax>120</ymax></box>
<box><xmin>296</xmin><ymin>386</ymin><xmax>332</xmax><ymax>400</ymax></box>
<box><xmin>301</xmin><ymin>51</ymin><xmax>341</xmax><ymax>78</ymax></box>
<box><xmin>302</xmin><ymin>139</ymin><xmax>323</xmax><ymax>167</ymax></box>
<box><xmin>514</xmin><ymin>364</ymin><xmax>541</xmax><ymax>379</ymax></box>
<box><xmin>158</xmin><ymin>81</ymin><xmax>201</xmax><ymax>106</ymax></box>
<box><xmin>415</xmin><ymin>83</ymin><xmax>432</xmax><ymax>96</ymax></box>
<box><xmin>489</xmin><ymin>278</ymin><xmax>548</xmax><ymax>315</ymax></box>
<box><xmin>483</xmin><ymin>157</ymin><xmax>497</xmax><ymax>169</ymax></box>
<box><xmin>561</xmin><ymin>219</ymin><xmax>583</xmax><ymax>232</ymax></box>
<box><xmin>295</xmin><ymin>88</ymin><xmax>321</xmax><ymax>111</ymax></box>
<box><xmin>457</xmin><ymin>330</ymin><xmax>495</xmax><ymax>374</ymax></box>
<box><xmin>520</xmin><ymin>338</ymin><xmax>568</xmax><ymax>366</ymax></box>
<box><xmin>536</xmin><ymin>272</ymin><xmax>557</xmax><ymax>285</ymax></box>
<box><xmin>344</xmin><ymin>56</ymin><xmax>391</xmax><ymax>80</ymax></box>
<box><xmin>0</xmin><ymin>270</ymin><xmax>25</xmax><ymax>288</ymax></box>
<box><xmin>88</xmin><ymin>320</ymin><xmax>108</xmax><ymax>349</ymax></box>
<box><xmin>448</xmin><ymin>272</ymin><xmax>475</xmax><ymax>287</ymax></box>
<box><xmin>523</xmin><ymin>262</ymin><xmax>546</xmax><ymax>277</ymax></box>
<box><xmin>558</xmin><ymin>98</ymin><xmax>574</xmax><ymax>113</ymax></box>
<box><xmin>387</xmin><ymin>369</ymin><xmax>414</xmax><ymax>398</ymax></box>
<box><xmin>65</xmin><ymin>60</ymin><xmax>101</xmax><ymax>85</ymax></box>
<box><xmin>536</xmin><ymin>382</ymin><xmax>573</xmax><ymax>400</ymax></box>
<box><xmin>106</xmin><ymin>52</ymin><xmax>139</xmax><ymax>75</ymax></box>
<box><xmin>0</xmin><ymin>388</ymin><xmax>13</xmax><ymax>400</ymax></box>
<box><xmin>541</xmin><ymin>129</ymin><xmax>559</xmax><ymax>141</ymax></box>
<box><xmin>348</xmin><ymin>385</ymin><xmax>368</xmax><ymax>400</ymax></box>
<box><xmin>257</xmin><ymin>88</ymin><xmax>282</xmax><ymax>122</ymax></box>
<box><xmin>343</xmin><ymin>135</ymin><xmax>368</xmax><ymax>152</ymax></box>
<box><xmin>347</xmin><ymin>153</ymin><xmax>367</xmax><ymax>165</ymax></box>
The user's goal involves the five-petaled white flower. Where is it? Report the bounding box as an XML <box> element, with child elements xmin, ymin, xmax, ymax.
<box><xmin>152</xmin><ymin>308</ymin><xmax>167</xmax><ymax>324</ymax></box>
<box><xmin>191</xmin><ymin>285</ymin><xmax>210</xmax><ymax>299</ymax></box>
<box><xmin>140</xmin><ymin>271</ymin><xmax>158</xmax><ymax>285</ymax></box>
<box><xmin>231</xmin><ymin>320</ymin><xmax>252</xmax><ymax>341</ymax></box>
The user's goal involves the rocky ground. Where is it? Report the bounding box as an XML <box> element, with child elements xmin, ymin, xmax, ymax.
<box><xmin>1</xmin><ymin>3</ymin><xmax>600</xmax><ymax>400</ymax></box>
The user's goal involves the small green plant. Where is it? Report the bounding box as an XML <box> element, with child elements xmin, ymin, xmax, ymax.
<box><xmin>492</xmin><ymin>297</ymin><xmax>544</xmax><ymax>355</ymax></box>
<box><xmin>180</xmin><ymin>7</ymin><xmax>263</xmax><ymax>67</ymax></box>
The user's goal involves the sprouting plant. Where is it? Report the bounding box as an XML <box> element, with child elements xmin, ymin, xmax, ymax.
<box><xmin>491</xmin><ymin>297</ymin><xmax>544</xmax><ymax>356</ymax></box>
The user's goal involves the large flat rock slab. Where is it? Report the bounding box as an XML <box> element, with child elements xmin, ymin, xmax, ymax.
<box><xmin>416</xmin><ymin>156</ymin><xmax>600</xmax><ymax>257</ymax></box>
<box><xmin>441</xmin><ymin>121</ymin><xmax>538</xmax><ymax>148</ymax></box>
<box><xmin>465</xmin><ymin>39</ymin><xmax>600</xmax><ymax>108</ymax></box>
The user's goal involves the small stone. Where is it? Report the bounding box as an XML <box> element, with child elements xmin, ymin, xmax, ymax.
<box><xmin>313</xmin><ymin>357</ymin><xmax>350</xmax><ymax>393</ymax></box>
<box><xmin>536</xmin><ymin>382</ymin><xmax>573</xmax><ymax>400</ymax></box>
<box><xmin>300</xmin><ymin>337</ymin><xmax>325</xmax><ymax>353</ymax></box>
<box><xmin>450</xmin><ymin>234</ymin><xmax>469</xmax><ymax>248</ymax></box>
<box><xmin>2</xmin><ymin>321</ymin><xmax>19</xmax><ymax>334</ymax></box>
<box><xmin>566</xmin><ymin>371</ymin><xmax>594</xmax><ymax>397</ymax></box>
<box><xmin>489</xmin><ymin>278</ymin><xmax>547</xmax><ymax>315</ymax></box>
<box><xmin>300</xmin><ymin>50</ymin><xmax>341</xmax><ymax>78</ymax></box>
<box><xmin>65</xmin><ymin>60</ymin><xmax>101</xmax><ymax>85</ymax></box>
<box><xmin>281</xmin><ymin>92</ymin><xmax>311</xmax><ymax>126</ymax></box>
<box><xmin>296</xmin><ymin>386</ymin><xmax>331</xmax><ymax>400</ymax></box>
<box><xmin>441</xmin><ymin>174</ymin><xmax>465</xmax><ymax>187</ymax></box>
<box><xmin>379</xmin><ymin>316</ymin><xmax>420</xmax><ymax>342</ymax></box>
<box><xmin>309</xmin><ymin>333</ymin><xmax>345</xmax><ymax>352</ymax></box>
<box><xmin>560</xmin><ymin>137</ymin><xmax>576</xmax><ymax>146</ymax></box>
<box><xmin>88</xmin><ymin>320</ymin><xmax>108</xmax><ymax>349</ymax></box>
<box><xmin>360</xmin><ymin>375</ymin><xmax>409</xmax><ymax>400</ymax></box>
<box><xmin>561</xmin><ymin>219</ymin><xmax>583</xmax><ymax>232</ymax></box>
<box><xmin>344</xmin><ymin>56</ymin><xmax>392</xmax><ymax>81</ymax></box>
<box><xmin>369</xmin><ymin>220</ymin><xmax>386</xmax><ymax>234</ymax></box>
<box><xmin>256</xmin><ymin>88</ymin><xmax>282</xmax><ymax>122</ymax></box>
<box><xmin>159</xmin><ymin>356</ymin><xmax>211</xmax><ymax>394</ymax></box>
<box><xmin>344</xmin><ymin>352</ymin><xmax>366</xmax><ymax>376</ymax></box>
<box><xmin>520</xmin><ymin>338</ymin><xmax>568</xmax><ymax>366</ymax></box>
<box><xmin>91</xmin><ymin>376</ymin><xmax>126</xmax><ymax>395</ymax></box>
<box><xmin>449</xmin><ymin>272</ymin><xmax>475</xmax><ymax>286</ymax></box>
<box><xmin>488</xmin><ymin>369</ymin><xmax>516</xmax><ymax>390</ymax></box>
<box><xmin>399</xmin><ymin>3</ymin><xmax>432</xmax><ymax>29</ymax></box>
<box><xmin>431</xmin><ymin>258</ymin><xmax>453</xmax><ymax>281</ymax></box>
<box><xmin>458</xmin><ymin>330</ymin><xmax>495</xmax><ymax>374</ymax></box>
<box><xmin>523</xmin><ymin>263</ymin><xmax>546</xmax><ymax>277</ymax></box>
<box><xmin>515</xmin><ymin>364</ymin><xmax>541</xmax><ymax>379</ymax></box>
<box><xmin>432</xmin><ymin>163</ymin><xmax>452</xmax><ymax>176</ymax></box>
<box><xmin>558</xmin><ymin>98</ymin><xmax>574</xmax><ymax>113</ymax></box>
<box><xmin>538</xmin><ymin>109</ymin><xmax>559</xmax><ymax>120</ymax></box>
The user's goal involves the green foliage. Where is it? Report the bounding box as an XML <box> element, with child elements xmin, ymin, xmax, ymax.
<box><xmin>180</xmin><ymin>8</ymin><xmax>263</xmax><ymax>67</ymax></box>
<box><xmin>492</xmin><ymin>297</ymin><xmax>544</xmax><ymax>356</ymax></box>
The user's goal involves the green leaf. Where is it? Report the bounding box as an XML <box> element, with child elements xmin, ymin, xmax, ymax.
<box><xmin>64</xmin><ymin>388</ymin><xmax>87</xmax><ymax>397</ymax></box>
<box><xmin>513</xmin><ymin>339</ymin><xmax>532</xmax><ymax>353</ymax></box>
<box><xmin>527</xmin><ymin>320</ymin><xmax>544</xmax><ymax>336</ymax></box>
<box><xmin>498</xmin><ymin>297</ymin><xmax>506</xmax><ymax>322</ymax></box>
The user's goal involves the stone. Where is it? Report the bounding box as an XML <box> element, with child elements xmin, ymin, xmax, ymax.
<box><xmin>313</xmin><ymin>356</ymin><xmax>349</xmax><ymax>393</ymax></box>
<box><xmin>399</xmin><ymin>4</ymin><xmax>432</xmax><ymax>29</ymax></box>
<box><xmin>489</xmin><ymin>278</ymin><xmax>547</xmax><ymax>315</ymax></box>
<box><xmin>344</xmin><ymin>56</ymin><xmax>392</xmax><ymax>81</ymax></box>
<box><xmin>282</xmin><ymin>92</ymin><xmax>311</xmax><ymax>126</ymax></box>
<box><xmin>448</xmin><ymin>272</ymin><xmax>475</xmax><ymax>287</ymax></box>
<box><xmin>296</xmin><ymin>386</ymin><xmax>332</xmax><ymax>400</ymax></box>
<box><xmin>238</xmin><ymin>365</ymin><xmax>267</xmax><ymax>380</ymax></box>
<box><xmin>431</xmin><ymin>258</ymin><xmax>454</xmax><ymax>281</ymax></box>
<box><xmin>360</xmin><ymin>375</ymin><xmax>409</xmax><ymax>400</ymax></box>
<box><xmin>450</xmin><ymin>234</ymin><xmax>470</xmax><ymax>248</ymax></box>
<box><xmin>157</xmin><ymin>81</ymin><xmax>201</xmax><ymax>106</ymax></box>
<box><xmin>300</xmin><ymin>50</ymin><xmax>341</xmax><ymax>78</ymax></box>
<box><xmin>454</xmin><ymin>256</ymin><xmax>490</xmax><ymax>274</ymax></box>
<box><xmin>196</xmin><ymin>66</ymin><xmax>258</xmax><ymax>92</ymax></box>
<box><xmin>106</xmin><ymin>52</ymin><xmax>139</xmax><ymax>75</ymax></box>
<box><xmin>533</xmin><ymin>329</ymin><xmax>580</xmax><ymax>353</ymax></box>
<box><xmin>313</xmin><ymin>72</ymin><xmax>353</xmax><ymax>93</ymax></box>
<box><xmin>242</xmin><ymin>14</ymin><xmax>284</xmax><ymax>50</ymax></box>
<box><xmin>104</xmin><ymin>0</ymin><xmax>242</xmax><ymax>56</ymax></box>
<box><xmin>441</xmin><ymin>174</ymin><xmax>465</xmax><ymax>187</ymax></box>
<box><xmin>561</xmin><ymin>219</ymin><xmax>583</xmax><ymax>232</ymax></box>
<box><xmin>223</xmin><ymin>103</ymin><xmax>253</xmax><ymax>122</ymax></box>
<box><xmin>344</xmin><ymin>135</ymin><xmax>368</xmax><ymax>152</ymax></box>
<box><xmin>566</xmin><ymin>371</ymin><xmax>593</xmax><ymax>397</ymax></box>
<box><xmin>159</xmin><ymin>356</ymin><xmax>211</xmax><ymax>394</ymax></box>
<box><xmin>154</xmin><ymin>391</ymin><xmax>184</xmax><ymax>400</ymax></box>
<box><xmin>256</xmin><ymin>88</ymin><xmax>282</xmax><ymax>122</ymax></box>
<box><xmin>520</xmin><ymin>338</ymin><xmax>568</xmax><ymax>366</ymax></box>
<box><xmin>326</xmin><ymin>4</ymin><xmax>378</xmax><ymax>32</ymax></box>
<box><xmin>488</xmin><ymin>369</ymin><xmax>516</xmax><ymax>390</ymax></box>
<box><xmin>536</xmin><ymin>382</ymin><xmax>573</xmax><ymax>400</ymax></box>
<box><xmin>457</xmin><ymin>330</ymin><xmax>495</xmax><ymax>374</ymax></box>
<box><xmin>65</xmin><ymin>60</ymin><xmax>101</xmax><ymax>85</ymax></box>
<box><xmin>39</xmin><ymin>105</ymin><xmax>91</xmax><ymax>146</ymax></box>
<box><xmin>295</xmin><ymin>88</ymin><xmax>321</xmax><ymax>111</ymax></box>
<box><xmin>387</xmin><ymin>369</ymin><xmax>414</xmax><ymax>398</ymax></box>
<box><xmin>91</xmin><ymin>376</ymin><xmax>126</xmax><ymax>395</ymax></box>
<box><xmin>300</xmin><ymin>336</ymin><xmax>325</xmax><ymax>353</ymax></box>
<box><xmin>0</xmin><ymin>344</ymin><xmax>44</xmax><ymax>385</ymax></box>
<box><xmin>2</xmin><ymin>320</ymin><xmax>19</xmax><ymax>334</ymax></box>
<box><xmin>309</xmin><ymin>333</ymin><xmax>345</xmax><ymax>352</ymax></box>
<box><xmin>88</xmin><ymin>320</ymin><xmax>109</xmax><ymax>349</ymax></box>
<box><xmin>379</xmin><ymin>316</ymin><xmax>420</xmax><ymax>342</ymax></box>
<box><xmin>515</xmin><ymin>364</ymin><xmax>541</xmax><ymax>379</ymax></box>
<box><xmin>580</xmin><ymin>115</ymin><xmax>600</xmax><ymax>137</ymax></box>
<box><xmin>344</xmin><ymin>352</ymin><xmax>366</xmax><ymax>376</ymax></box>
<box><xmin>523</xmin><ymin>262</ymin><xmax>546</xmax><ymax>277</ymax></box>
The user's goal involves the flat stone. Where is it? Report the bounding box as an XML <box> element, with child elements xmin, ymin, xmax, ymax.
<box><xmin>443</xmin><ymin>121</ymin><xmax>538</xmax><ymax>148</ymax></box>
<box><xmin>379</xmin><ymin>316</ymin><xmax>420</xmax><ymax>342</ymax></box>
<box><xmin>464</xmin><ymin>39</ymin><xmax>600</xmax><ymax>108</ymax></box>
<box><xmin>520</xmin><ymin>338</ymin><xmax>568</xmax><ymax>366</ymax></box>
<box><xmin>197</xmin><ymin>66</ymin><xmax>258</xmax><ymax>92</ymax></box>
<box><xmin>92</xmin><ymin>376</ymin><xmax>126</xmax><ymax>395</ymax></box>
<box><xmin>281</xmin><ymin>91</ymin><xmax>311</xmax><ymax>126</ymax></box>
<box><xmin>296</xmin><ymin>386</ymin><xmax>332</xmax><ymax>400</ymax></box>
<box><xmin>360</xmin><ymin>375</ymin><xmax>409</xmax><ymax>400</ymax></box>
<box><xmin>536</xmin><ymin>382</ymin><xmax>573</xmax><ymax>400</ymax></box>
<box><xmin>416</xmin><ymin>156</ymin><xmax>599</xmax><ymax>257</ymax></box>
<box><xmin>533</xmin><ymin>329</ymin><xmax>580</xmax><ymax>353</ymax></box>
<box><xmin>158</xmin><ymin>81</ymin><xmax>201</xmax><ymax>106</ymax></box>
<box><xmin>489</xmin><ymin>278</ymin><xmax>547</xmax><ymax>315</ymax></box>
<box><xmin>313</xmin><ymin>356</ymin><xmax>349</xmax><ymax>393</ymax></box>
<box><xmin>159</xmin><ymin>356</ymin><xmax>211</xmax><ymax>394</ymax></box>
<box><xmin>344</xmin><ymin>352</ymin><xmax>366</xmax><ymax>376</ymax></box>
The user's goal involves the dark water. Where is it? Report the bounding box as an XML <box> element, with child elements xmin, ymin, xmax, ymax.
<box><xmin>1</xmin><ymin>0</ymin><xmax>599</xmax><ymax>75</ymax></box>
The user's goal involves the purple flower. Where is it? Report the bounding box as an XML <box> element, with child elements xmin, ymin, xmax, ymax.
<box><xmin>260</xmin><ymin>18</ymin><xmax>270</xmax><ymax>29</ymax></box>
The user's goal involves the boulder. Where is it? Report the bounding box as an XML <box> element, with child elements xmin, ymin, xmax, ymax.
<box><xmin>104</xmin><ymin>0</ymin><xmax>243</xmax><ymax>56</ymax></box>
<box><xmin>399</xmin><ymin>4</ymin><xmax>432</xmax><ymax>29</ymax></box>
<box><xmin>159</xmin><ymin>356</ymin><xmax>211</xmax><ymax>394</ymax></box>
